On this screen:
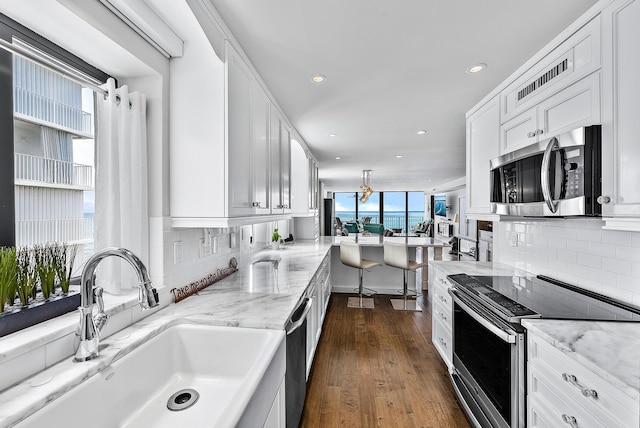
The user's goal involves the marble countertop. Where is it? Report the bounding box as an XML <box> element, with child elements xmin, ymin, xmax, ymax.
<box><xmin>0</xmin><ymin>238</ymin><xmax>333</xmax><ymax>427</ymax></box>
<box><xmin>522</xmin><ymin>319</ymin><xmax>640</xmax><ymax>400</ymax></box>
<box><xmin>332</xmin><ymin>234</ymin><xmax>451</xmax><ymax>247</ymax></box>
<box><xmin>428</xmin><ymin>260</ymin><xmax>527</xmax><ymax>276</ymax></box>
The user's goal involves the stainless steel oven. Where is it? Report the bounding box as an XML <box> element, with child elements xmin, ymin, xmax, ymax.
<box><xmin>449</xmin><ymin>288</ymin><xmax>526</xmax><ymax>428</ymax></box>
<box><xmin>447</xmin><ymin>273</ymin><xmax>640</xmax><ymax>428</ymax></box>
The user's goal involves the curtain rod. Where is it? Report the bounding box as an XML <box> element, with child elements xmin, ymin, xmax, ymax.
<box><xmin>0</xmin><ymin>37</ymin><xmax>108</xmax><ymax>96</ymax></box>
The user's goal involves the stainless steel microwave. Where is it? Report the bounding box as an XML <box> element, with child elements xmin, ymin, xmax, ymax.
<box><xmin>490</xmin><ymin>126</ymin><xmax>601</xmax><ymax>217</ymax></box>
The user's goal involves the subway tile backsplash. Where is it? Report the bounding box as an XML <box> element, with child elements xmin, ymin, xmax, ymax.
<box><xmin>494</xmin><ymin>218</ymin><xmax>640</xmax><ymax>307</ymax></box>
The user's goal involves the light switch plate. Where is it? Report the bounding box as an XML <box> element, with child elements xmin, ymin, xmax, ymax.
<box><xmin>173</xmin><ymin>241</ymin><xmax>184</xmax><ymax>263</ymax></box>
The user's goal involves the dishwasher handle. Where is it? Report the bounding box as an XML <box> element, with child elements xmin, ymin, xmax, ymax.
<box><xmin>286</xmin><ymin>297</ymin><xmax>313</xmax><ymax>335</ymax></box>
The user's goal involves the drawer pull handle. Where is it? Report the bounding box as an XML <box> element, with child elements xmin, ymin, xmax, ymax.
<box><xmin>527</xmin><ymin>131</ymin><xmax>536</xmax><ymax>138</ymax></box>
<box><xmin>562</xmin><ymin>373</ymin><xmax>598</xmax><ymax>398</ymax></box>
<box><xmin>438</xmin><ymin>312</ymin><xmax>447</xmax><ymax>321</ymax></box>
<box><xmin>438</xmin><ymin>295</ymin><xmax>447</xmax><ymax>303</ymax></box>
<box><xmin>438</xmin><ymin>337</ymin><xmax>447</xmax><ymax>347</ymax></box>
<box><xmin>561</xmin><ymin>414</ymin><xmax>578</xmax><ymax>427</ymax></box>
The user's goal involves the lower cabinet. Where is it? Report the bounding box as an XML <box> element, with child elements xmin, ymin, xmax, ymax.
<box><xmin>263</xmin><ymin>379</ymin><xmax>286</xmax><ymax>428</ymax></box>
<box><xmin>429</xmin><ymin>265</ymin><xmax>453</xmax><ymax>371</ymax></box>
<box><xmin>527</xmin><ymin>331</ymin><xmax>639</xmax><ymax>428</ymax></box>
<box><xmin>306</xmin><ymin>254</ymin><xmax>331</xmax><ymax>380</ymax></box>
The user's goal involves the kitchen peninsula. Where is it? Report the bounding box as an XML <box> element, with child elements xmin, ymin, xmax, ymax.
<box><xmin>330</xmin><ymin>234</ymin><xmax>451</xmax><ymax>294</ymax></box>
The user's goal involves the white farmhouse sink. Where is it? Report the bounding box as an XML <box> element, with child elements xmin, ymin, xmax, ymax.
<box><xmin>17</xmin><ymin>324</ymin><xmax>285</xmax><ymax>428</ymax></box>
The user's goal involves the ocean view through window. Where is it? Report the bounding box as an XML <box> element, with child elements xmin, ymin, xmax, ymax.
<box><xmin>334</xmin><ymin>191</ymin><xmax>425</xmax><ymax>234</ymax></box>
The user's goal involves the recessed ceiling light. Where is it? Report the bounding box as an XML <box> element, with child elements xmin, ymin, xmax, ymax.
<box><xmin>396</xmin><ymin>155</ymin><xmax>403</xmax><ymax>158</ymax></box>
<box><xmin>417</xmin><ymin>130</ymin><xmax>427</xmax><ymax>135</ymax></box>
<box><xmin>328</xmin><ymin>133</ymin><xmax>337</xmax><ymax>137</ymax></box>
<box><xmin>335</xmin><ymin>157</ymin><xmax>341</xmax><ymax>160</ymax></box>
<box><xmin>466</xmin><ymin>63</ymin><xmax>487</xmax><ymax>74</ymax></box>
<box><xmin>311</xmin><ymin>74</ymin><xmax>326</xmax><ymax>83</ymax></box>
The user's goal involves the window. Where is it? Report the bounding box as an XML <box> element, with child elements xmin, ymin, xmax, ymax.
<box><xmin>1</xmin><ymin>13</ymin><xmax>108</xmax><ymax>253</ymax></box>
<box><xmin>333</xmin><ymin>191</ymin><xmax>425</xmax><ymax>233</ymax></box>
<box><xmin>0</xmin><ymin>13</ymin><xmax>109</xmax><ymax>333</ymax></box>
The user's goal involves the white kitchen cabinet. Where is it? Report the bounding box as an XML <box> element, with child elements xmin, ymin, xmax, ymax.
<box><xmin>500</xmin><ymin>15</ymin><xmax>601</xmax><ymax>125</ymax></box>
<box><xmin>170</xmin><ymin>33</ymin><xmax>298</xmax><ymax>227</ymax></box>
<box><xmin>466</xmin><ymin>95</ymin><xmax>500</xmax><ymax>217</ymax></box>
<box><xmin>227</xmin><ymin>44</ymin><xmax>255</xmax><ymax>216</ymax></box>
<box><xmin>270</xmin><ymin>111</ymin><xmax>292</xmax><ymax>214</ymax></box>
<box><xmin>305</xmin><ymin>253</ymin><xmax>331</xmax><ymax>379</ymax></box>
<box><xmin>601</xmin><ymin>0</ymin><xmax>640</xmax><ymax>224</ymax></box>
<box><xmin>262</xmin><ymin>379</ymin><xmax>285</xmax><ymax>428</ymax></box>
<box><xmin>251</xmin><ymin>81</ymin><xmax>272</xmax><ymax>214</ymax></box>
<box><xmin>500</xmin><ymin>71</ymin><xmax>601</xmax><ymax>154</ymax></box>
<box><xmin>528</xmin><ymin>330</ymin><xmax>639</xmax><ymax>428</ymax></box>
<box><xmin>429</xmin><ymin>264</ymin><xmax>453</xmax><ymax>371</ymax></box>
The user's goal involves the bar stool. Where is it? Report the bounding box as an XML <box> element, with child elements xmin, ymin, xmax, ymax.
<box><xmin>383</xmin><ymin>241</ymin><xmax>427</xmax><ymax>311</ymax></box>
<box><xmin>339</xmin><ymin>241</ymin><xmax>380</xmax><ymax>308</ymax></box>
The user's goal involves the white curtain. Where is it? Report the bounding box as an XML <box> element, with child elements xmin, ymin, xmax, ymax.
<box><xmin>94</xmin><ymin>78</ymin><xmax>149</xmax><ymax>295</ymax></box>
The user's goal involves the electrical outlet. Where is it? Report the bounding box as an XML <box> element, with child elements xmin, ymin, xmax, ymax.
<box><xmin>212</xmin><ymin>236</ymin><xmax>219</xmax><ymax>254</ymax></box>
<box><xmin>173</xmin><ymin>241</ymin><xmax>184</xmax><ymax>264</ymax></box>
<box><xmin>510</xmin><ymin>232</ymin><xmax>519</xmax><ymax>247</ymax></box>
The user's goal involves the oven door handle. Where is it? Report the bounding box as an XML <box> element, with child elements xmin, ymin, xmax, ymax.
<box><xmin>449</xmin><ymin>289</ymin><xmax>517</xmax><ymax>344</ymax></box>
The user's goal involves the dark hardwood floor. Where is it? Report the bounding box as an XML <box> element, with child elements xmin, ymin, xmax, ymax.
<box><xmin>299</xmin><ymin>293</ymin><xmax>471</xmax><ymax>428</ymax></box>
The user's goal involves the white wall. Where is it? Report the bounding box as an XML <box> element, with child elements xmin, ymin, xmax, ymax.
<box><xmin>494</xmin><ymin>218</ymin><xmax>640</xmax><ymax>307</ymax></box>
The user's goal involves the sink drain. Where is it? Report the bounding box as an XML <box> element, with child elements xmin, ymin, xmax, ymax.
<box><xmin>167</xmin><ymin>388</ymin><xmax>200</xmax><ymax>411</ymax></box>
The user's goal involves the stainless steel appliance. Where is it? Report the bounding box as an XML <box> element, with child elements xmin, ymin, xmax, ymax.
<box><xmin>447</xmin><ymin>273</ymin><xmax>640</xmax><ymax>428</ymax></box>
<box><xmin>490</xmin><ymin>126</ymin><xmax>601</xmax><ymax>217</ymax></box>
<box><xmin>285</xmin><ymin>296</ymin><xmax>313</xmax><ymax>428</ymax></box>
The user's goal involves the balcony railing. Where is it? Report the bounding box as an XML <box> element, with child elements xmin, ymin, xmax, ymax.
<box><xmin>15</xmin><ymin>217</ymin><xmax>94</xmax><ymax>247</ymax></box>
<box><xmin>15</xmin><ymin>153</ymin><xmax>93</xmax><ymax>188</ymax></box>
<box><xmin>335</xmin><ymin>214</ymin><xmax>425</xmax><ymax>232</ymax></box>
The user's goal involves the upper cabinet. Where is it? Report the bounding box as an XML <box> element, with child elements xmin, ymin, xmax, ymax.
<box><xmin>499</xmin><ymin>16</ymin><xmax>601</xmax><ymax>154</ymax></box>
<box><xmin>290</xmin><ymin>138</ymin><xmax>320</xmax><ymax>215</ymax></box>
<box><xmin>601</xmin><ymin>0</ymin><xmax>640</xmax><ymax>225</ymax></box>
<box><xmin>169</xmin><ymin>10</ymin><xmax>306</xmax><ymax>227</ymax></box>
<box><xmin>466</xmin><ymin>95</ymin><xmax>500</xmax><ymax>217</ymax></box>
<box><xmin>466</xmin><ymin>1</ymin><xmax>640</xmax><ymax>229</ymax></box>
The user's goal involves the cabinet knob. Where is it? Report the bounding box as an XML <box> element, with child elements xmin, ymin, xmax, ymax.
<box><xmin>252</xmin><ymin>202</ymin><xmax>261</xmax><ymax>207</ymax></box>
<box><xmin>596</xmin><ymin>196</ymin><xmax>611</xmax><ymax>205</ymax></box>
<box><xmin>535</xmin><ymin>129</ymin><xmax>544</xmax><ymax>136</ymax></box>
<box><xmin>527</xmin><ymin>131</ymin><xmax>536</xmax><ymax>138</ymax></box>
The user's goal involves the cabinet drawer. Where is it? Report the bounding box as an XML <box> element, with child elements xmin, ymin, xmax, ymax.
<box><xmin>432</xmin><ymin>280</ymin><xmax>452</xmax><ymax>309</ymax></box>
<box><xmin>528</xmin><ymin>392</ymin><xmax>606</xmax><ymax>428</ymax></box>
<box><xmin>432</xmin><ymin>297</ymin><xmax>452</xmax><ymax>328</ymax></box>
<box><xmin>529</xmin><ymin>334</ymin><xmax>639</xmax><ymax>428</ymax></box>
<box><xmin>432</xmin><ymin>318</ymin><xmax>452</xmax><ymax>370</ymax></box>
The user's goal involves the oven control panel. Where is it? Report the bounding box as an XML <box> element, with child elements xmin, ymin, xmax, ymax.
<box><xmin>447</xmin><ymin>274</ymin><xmax>538</xmax><ymax>318</ymax></box>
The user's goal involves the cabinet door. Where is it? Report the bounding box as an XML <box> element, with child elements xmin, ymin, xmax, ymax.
<box><xmin>500</xmin><ymin>108</ymin><xmax>537</xmax><ymax>154</ymax></box>
<box><xmin>227</xmin><ymin>46</ymin><xmax>253</xmax><ymax>216</ymax></box>
<box><xmin>251</xmin><ymin>82</ymin><xmax>271</xmax><ymax>214</ymax></box>
<box><xmin>280</xmin><ymin>123</ymin><xmax>292</xmax><ymax>212</ymax></box>
<box><xmin>601</xmin><ymin>0</ymin><xmax>640</xmax><ymax>218</ymax></box>
<box><xmin>466</xmin><ymin>96</ymin><xmax>500</xmax><ymax>215</ymax></box>
<box><xmin>539</xmin><ymin>71</ymin><xmax>600</xmax><ymax>138</ymax></box>
<box><xmin>270</xmin><ymin>110</ymin><xmax>282</xmax><ymax>213</ymax></box>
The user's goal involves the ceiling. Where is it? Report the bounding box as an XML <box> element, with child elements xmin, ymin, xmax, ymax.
<box><xmin>208</xmin><ymin>0</ymin><xmax>599</xmax><ymax>193</ymax></box>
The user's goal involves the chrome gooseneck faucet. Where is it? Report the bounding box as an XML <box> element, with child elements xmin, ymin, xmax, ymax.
<box><xmin>74</xmin><ymin>247</ymin><xmax>159</xmax><ymax>362</ymax></box>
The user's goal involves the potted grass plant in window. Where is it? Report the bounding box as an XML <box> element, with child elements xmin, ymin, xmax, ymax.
<box><xmin>0</xmin><ymin>243</ymin><xmax>81</xmax><ymax>338</ymax></box>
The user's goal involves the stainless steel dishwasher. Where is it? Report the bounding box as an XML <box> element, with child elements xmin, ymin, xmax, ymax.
<box><xmin>285</xmin><ymin>296</ymin><xmax>313</xmax><ymax>428</ymax></box>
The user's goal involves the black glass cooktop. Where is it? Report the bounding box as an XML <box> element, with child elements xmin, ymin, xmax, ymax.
<box><xmin>448</xmin><ymin>273</ymin><xmax>640</xmax><ymax>322</ymax></box>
